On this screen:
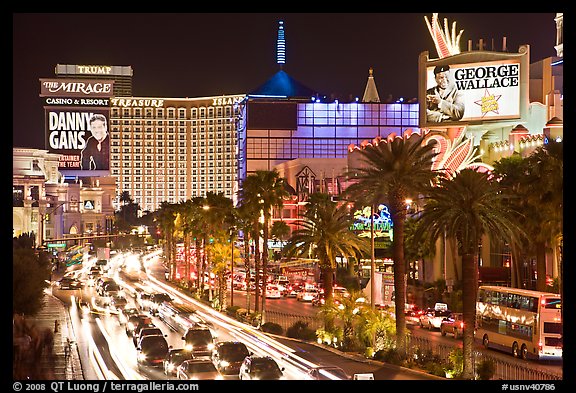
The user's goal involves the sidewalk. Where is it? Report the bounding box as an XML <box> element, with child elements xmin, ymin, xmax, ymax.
<box><xmin>13</xmin><ymin>290</ymin><xmax>84</xmax><ymax>380</ymax></box>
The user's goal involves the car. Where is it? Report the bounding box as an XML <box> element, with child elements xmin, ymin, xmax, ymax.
<box><xmin>419</xmin><ymin>309</ymin><xmax>452</xmax><ymax>330</ymax></box>
<box><xmin>136</xmin><ymin>291</ymin><xmax>154</xmax><ymax>311</ymax></box>
<box><xmin>163</xmin><ymin>348</ymin><xmax>194</xmax><ymax>377</ymax></box>
<box><xmin>126</xmin><ymin>314</ymin><xmax>153</xmax><ymax>336</ymax></box>
<box><xmin>118</xmin><ymin>307</ymin><xmax>140</xmax><ymax>325</ymax></box>
<box><xmin>265</xmin><ymin>285</ymin><xmax>282</xmax><ymax>299</ymax></box>
<box><xmin>149</xmin><ymin>292</ymin><xmax>174</xmax><ymax>314</ymax></box>
<box><xmin>440</xmin><ymin>312</ymin><xmax>464</xmax><ymax>338</ymax></box>
<box><xmin>58</xmin><ymin>277</ymin><xmax>83</xmax><ymax>290</ymax></box>
<box><xmin>177</xmin><ymin>358</ymin><xmax>223</xmax><ymax>380</ymax></box>
<box><xmin>211</xmin><ymin>341</ymin><xmax>251</xmax><ymax>378</ymax></box>
<box><xmin>306</xmin><ymin>365</ymin><xmax>350</xmax><ymax>380</ymax></box>
<box><xmin>134</xmin><ymin>326</ymin><xmax>165</xmax><ymax>346</ymax></box>
<box><xmin>109</xmin><ymin>295</ymin><xmax>128</xmax><ymax>312</ymax></box>
<box><xmin>136</xmin><ymin>335</ymin><xmax>169</xmax><ymax>369</ymax></box>
<box><xmin>283</xmin><ymin>282</ymin><xmax>303</xmax><ymax>298</ymax></box>
<box><xmin>181</xmin><ymin>326</ymin><xmax>215</xmax><ymax>357</ymax></box>
<box><xmin>297</xmin><ymin>287</ymin><xmax>319</xmax><ymax>302</ymax></box>
<box><xmin>238</xmin><ymin>355</ymin><xmax>285</xmax><ymax>380</ymax></box>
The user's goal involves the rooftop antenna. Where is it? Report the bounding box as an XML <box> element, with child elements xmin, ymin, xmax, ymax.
<box><xmin>277</xmin><ymin>20</ymin><xmax>286</xmax><ymax>69</ymax></box>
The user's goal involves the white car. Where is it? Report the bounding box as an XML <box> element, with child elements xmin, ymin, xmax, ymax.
<box><xmin>297</xmin><ymin>288</ymin><xmax>318</xmax><ymax>302</ymax></box>
<box><xmin>266</xmin><ymin>285</ymin><xmax>282</xmax><ymax>299</ymax></box>
<box><xmin>419</xmin><ymin>309</ymin><xmax>452</xmax><ymax>330</ymax></box>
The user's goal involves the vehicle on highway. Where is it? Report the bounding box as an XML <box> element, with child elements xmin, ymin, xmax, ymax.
<box><xmin>182</xmin><ymin>326</ymin><xmax>215</xmax><ymax>357</ymax></box>
<box><xmin>136</xmin><ymin>291</ymin><xmax>154</xmax><ymax>311</ymax></box>
<box><xmin>109</xmin><ymin>295</ymin><xmax>128</xmax><ymax>312</ymax></box>
<box><xmin>238</xmin><ymin>355</ymin><xmax>285</xmax><ymax>380</ymax></box>
<box><xmin>297</xmin><ymin>287</ymin><xmax>319</xmax><ymax>302</ymax></box>
<box><xmin>163</xmin><ymin>348</ymin><xmax>193</xmax><ymax>377</ymax></box>
<box><xmin>283</xmin><ymin>282</ymin><xmax>303</xmax><ymax>298</ymax></box>
<box><xmin>440</xmin><ymin>312</ymin><xmax>464</xmax><ymax>339</ymax></box>
<box><xmin>148</xmin><ymin>292</ymin><xmax>174</xmax><ymax>314</ymax></box>
<box><xmin>136</xmin><ymin>335</ymin><xmax>169</xmax><ymax>369</ymax></box>
<box><xmin>133</xmin><ymin>326</ymin><xmax>165</xmax><ymax>346</ymax></box>
<box><xmin>265</xmin><ymin>284</ymin><xmax>282</xmax><ymax>299</ymax></box>
<box><xmin>177</xmin><ymin>358</ymin><xmax>223</xmax><ymax>380</ymax></box>
<box><xmin>419</xmin><ymin>309</ymin><xmax>452</xmax><ymax>330</ymax></box>
<box><xmin>118</xmin><ymin>307</ymin><xmax>140</xmax><ymax>325</ymax></box>
<box><xmin>476</xmin><ymin>285</ymin><xmax>562</xmax><ymax>360</ymax></box>
<box><xmin>58</xmin><ymin>277</ymin><xmax>83</xmax><ymax>290</ymax></box>
<box><xmin>306</xmin><ymin>365</ymin><xmax>350</xmax><ymax>380</ymax></box>
<box><xmin>157</xmin><ymin>301</ymin><xmax>205</xmax><ymax>332</ymax></box>
<box><xmin>211</xmin><ymin>341</ymin><xmax>251</xmax><ymax>378</ymax></box>
<box><xmin>126</xmin><ymin>314</ymin><xmax>153</xmax><ymax>336</ymax></box>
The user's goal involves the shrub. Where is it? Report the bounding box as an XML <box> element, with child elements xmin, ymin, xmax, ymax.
<box><xmin>446</xmin><ymin>348</ymin><xmax>464</xmax><ymax>378</ymax></box>
<box><xmin>261</xmin><ymin>322</ymin><xmax>283</xmax><ymax>335</ymax></box>
<box><xmin>476</xmin><ymin>358</ymin><xmax>496</xmax><ymax>380</ymax></box>
<box><xmin>286</xmin><ymin>321</ymin><xmax>316</xmax><ymax>341</ymax></box>
<box><xmin>373</xmin><ymin>348</ymin><xmax>404</xmax><ymax>365</ymax></box>
<box><xmin>226</xmin><ymin>305</ymin><xmax>240</xmax><ymax>318</ymax></box>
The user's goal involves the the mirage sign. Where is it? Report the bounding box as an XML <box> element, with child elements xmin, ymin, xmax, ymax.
<box><xmin>41</xmin><ymin>78</ymin><xmax>113</xmax><ymax>173</ymax></box>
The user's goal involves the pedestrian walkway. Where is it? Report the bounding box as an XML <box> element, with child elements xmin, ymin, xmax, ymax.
<box><xmin>13</xmin><ymin>290</ymin><xmax>84</xmax><ymax>380</ymax></box>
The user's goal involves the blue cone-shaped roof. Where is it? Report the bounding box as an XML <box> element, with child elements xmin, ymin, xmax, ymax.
<box><xmin>250</xmin><ymin>70</ymin><xmax>319</xmax><ymax>98</ymax></box>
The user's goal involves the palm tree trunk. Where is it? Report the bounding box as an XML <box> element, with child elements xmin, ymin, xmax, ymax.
<box><xmin>461</xmin><ymin>252</ymin><xmax>477</xmax><ymax>380</ymax></box>
<box><xmin>391</xmin><ymin>198</ymin><xmax>408</xmax><ymax>357</ymax></box>
<box><xmin>323</xmin><ymin>264</ymin><xmax>335</xmax><ymax>331</ymax></box>
<box><xmin>244</xmin><ymin>236</ymin><xmax>251</xmax><ymax>312</ymax></box>
<box><xmin>254</xmin><ymin>230</ymin><xmax>261</xmax><ymax>312</ymax></box>
<box><xmin>261</xmin><ymin>217</ymin><xmax>270</xmax><ymax>325</ymax></box>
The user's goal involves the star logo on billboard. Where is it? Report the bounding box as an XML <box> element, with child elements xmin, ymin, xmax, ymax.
<box><xmin>475</xmin><ymin>88</ymin><xmax>502</xmax><ymax>117</ymax></box>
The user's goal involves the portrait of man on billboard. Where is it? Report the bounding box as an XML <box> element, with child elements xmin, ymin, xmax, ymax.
<box><xmin>426</xmin><ymin>65</ymin><xmax>465</xmax><ymax>123</ymax></box>
<box><xmin>81</xmin><ymin>113</ymin><xmax>109</xmax><ymax>170</ymax></box>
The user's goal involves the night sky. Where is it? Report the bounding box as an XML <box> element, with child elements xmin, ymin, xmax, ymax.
<box><xmin>13</xmin><ymin>13</ymin><xmax>559</xmax><ymax>150</ymax></box>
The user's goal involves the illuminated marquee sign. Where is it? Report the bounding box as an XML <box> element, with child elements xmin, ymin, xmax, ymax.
<box><xmin>44</xmin><ymin>110</ymin><xmax>110</xmax><ymax>171</ymax></box>
<box><xmin>76</xmin><ymin>65</ymin><xmax>113</xmax><ymax>75</ymax></box>
<box><xmin>110</xmin><ymin>98</ymin><xmax>164</xmax><ymax>108</ymax></box>
<box><xmin>40</xmin><ymin>78</ymin><xmax>113</xmax><ymax>98</ymax></box>
<box><xmin>350</xmin><ymin>204</ymin><xmax>393</xmax><ymax>240</ymax></box>
<box><xmin>419</xmin><ymin>47</ymin><xmax>529</xmax><ymax>128</ymax></box>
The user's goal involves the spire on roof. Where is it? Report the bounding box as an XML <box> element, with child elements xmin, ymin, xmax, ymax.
<box><xmin>277</xmin><ymin>20</ymin><xmax>286</xmax><ymax>69</ymax></box>
<box><xmin>362</xmin><ymin>67</ymin><xmax>380</xmax><ymax>103</ymax></box>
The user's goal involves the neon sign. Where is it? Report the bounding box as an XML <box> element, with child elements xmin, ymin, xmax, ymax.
<box><xmin>350</xmin><ymin>204</ymin><xmax>393</xmax><ymax>239</ymax></box>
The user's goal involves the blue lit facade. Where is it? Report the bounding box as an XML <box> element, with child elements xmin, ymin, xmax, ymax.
<box><xmin>245</xmin><ymin>100</ymin><xmax>420</xmax><ymax>173</ymax></box>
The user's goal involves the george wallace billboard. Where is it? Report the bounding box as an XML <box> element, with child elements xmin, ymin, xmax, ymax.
<box><xmin>40</xmin><ymin>78</ymin><xmax>113</xmax><ymax>175</ymax></box>
<box><xmin>418</xmin><ymin>46</ymin><xmax>530</xmax><ymax>128</ymax></box>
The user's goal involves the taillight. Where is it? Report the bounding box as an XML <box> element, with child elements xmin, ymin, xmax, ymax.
<box><xmin>459</xmin><ymin>322</ymin><xmax>464</xmax><ymax>329</ymax></box>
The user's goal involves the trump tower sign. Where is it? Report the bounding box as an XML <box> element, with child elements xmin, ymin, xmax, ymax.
<box><xmin>40</xmin><ymin>78</ymin><xmax>114</xmax><ymax>175</ymax></box>
<box><xmin>418</xmin><ymin>45</ymin><xmax>530</xmax><ymax>128</ymax></box>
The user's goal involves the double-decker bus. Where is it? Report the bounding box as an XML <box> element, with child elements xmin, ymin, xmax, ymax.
<box><xmin>476</xmin><ymin>285</ymin><xmax>562</xmax><ymax>360</ymax></box>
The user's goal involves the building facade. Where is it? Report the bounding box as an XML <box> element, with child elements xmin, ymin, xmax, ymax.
<box><xmin>108</xmin><ymin>95</ymin><xmax>246</xmax><ymax>212</ymax></box>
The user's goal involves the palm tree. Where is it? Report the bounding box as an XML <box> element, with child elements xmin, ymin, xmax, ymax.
<box><xmin>343</xmin><ymin>132</ymin><xmax>440</xmax><ymax>357</ymax></box>
<box><xmin>241</xmin><ymin>170</ymin><xmax>289</xmax><ymax>323</ymax></box>
<box><xmin>154</xmin><ymin>201</ymin><xmax>178</xmax><ymax>281</ymax></box>
<box><xmin>235</xmin><ymin>202</ymin><xmax>257</xmax><ymax>312</ymax></box>
<box><xmin>413</xmin><ymin>168</ymin><xmax>525</xmax><ymax>379</ymax></box>
<box><xmin>283</xmin><ymin>193</ymin><xmax>369</xmax><ymax>330</ymax></box>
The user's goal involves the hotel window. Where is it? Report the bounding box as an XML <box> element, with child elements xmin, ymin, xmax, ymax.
<box><xmin>168</xmin><ymin>108</ymin><xmax>175</xmax><ymax>118</ymax></box>
<box><xmin>200</xmin><ymin>108</ymin><xmax>206</xmax><ymax>118</ymax></box>
<box><xmin>122</xmin><ymin>108</ymin><xmax>130</xmax><ymax>117</ymax></box>
<box><xmin>111</xmin><ymin>108</ymin><xmax>120</xmax><ymax>117</ymax></box>
<box><xmin>156</xmin><ymin>108</ymin><xmax>164</xmax><ymax>118</ymax></box>
<box><xmin>112</xmin><ymin>169</ymin><xmax>119</xmax><ymax>175</ymax></box>
<box><xmin>178</xmin><ymin>108</ymin><xmax>186</xmax><ymax>119</ymax></box>
<box><xmin>191</xmin><ymin>108</ymin><xmax>198</xmax><ymax>119</ymax></box>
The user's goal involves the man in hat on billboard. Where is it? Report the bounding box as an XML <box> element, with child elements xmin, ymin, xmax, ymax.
<box><xmin>81</xmin><ymin>113</ymin><xmax>110</xmax><ymax>170</ymax></box>
<box><xmin>426</xmin><ymin>65</ymin><xmax>465</xmax><ymax>123</ymax></box>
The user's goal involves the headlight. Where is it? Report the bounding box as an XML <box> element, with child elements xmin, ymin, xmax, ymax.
<box><xmin>220</xmin><ymin>360</ymin><xmax>230</xmax><ymax>367</ymax></box>
<box><xmin>207</xmin><ymin>343</ymin><xmax>215</xmax><ymax>350</ymax></box>
<box><xmin>137</xmin><ymin>353</ymin><xmax>147</xmax><ymax>361</ymax></box>
<box><xmin>167</xmin><ymin>363</ymin><xmax>174</xmax><ymax>372</ymax></box>
<box><xmin>127</xmin><ymin>322</ymin><xmax>135</xmax><ymax>330</ymax></box>
<box><xmin>185</xmin><ymin>344</ymin><xmax>193</xmax><ymax>351</ymax></box>
<box><xmin>215</xmin><ymin>375</ymin><xmax>223</xmax><ymax>380</ymax></box>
